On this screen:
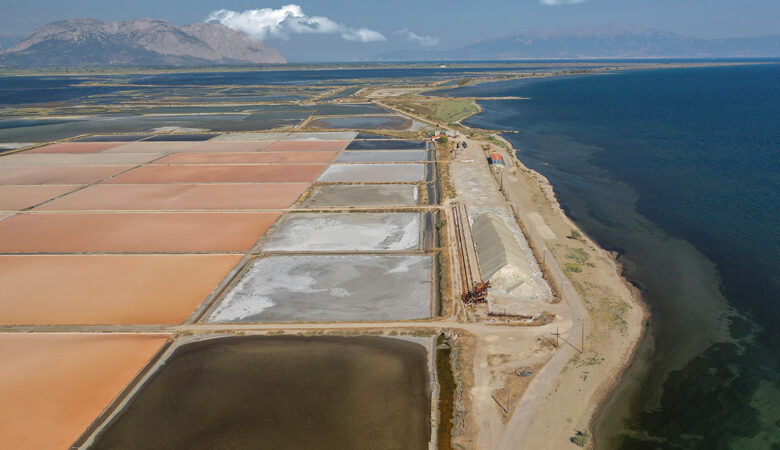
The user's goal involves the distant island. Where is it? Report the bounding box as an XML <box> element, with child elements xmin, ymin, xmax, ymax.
<box><xmin>374</xmin><ymin>27</ymin><xmax>780</xmax><ymax>61</ymax></box>
<box><xmin>0</xmin><ymin>18</ymin><xmax>286</xmax><ymax>67</ymax></box>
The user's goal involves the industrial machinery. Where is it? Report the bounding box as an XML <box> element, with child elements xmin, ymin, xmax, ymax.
<box><xmin>462</xmin><ymin>280</ymin><xmax>490</xmax><ymax>305</ymax></box>
<box><xmin>452</xmin><ymin>203</ymin><xmax>490</xmax><ymax>306</ymax></box>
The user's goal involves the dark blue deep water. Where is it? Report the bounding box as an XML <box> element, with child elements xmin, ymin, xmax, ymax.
<box><xmin>445</xmin><ymin>65</ymin><xmax>780</xmax><ymax>448</ymax></box>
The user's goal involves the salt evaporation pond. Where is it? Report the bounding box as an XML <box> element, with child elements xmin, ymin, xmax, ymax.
<box><xmin>260</xmin><ymin>212</ymin><xmax>421</xmax><ymax>252</ymax></box>
<box><xmin>88</xmin><ymin>335</ymin><xmax>431</xmax><ymax>450</ymax></box>
<box><xmin>207</xmin><ymin>254</ymin><xmax>434</xmax><ymax>322</ymax></box>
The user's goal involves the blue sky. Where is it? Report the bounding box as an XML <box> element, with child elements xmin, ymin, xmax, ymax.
<box><xmin>3</xmin><ymin>0</ymin><xmax>779</xmax><ymax>60</ymax></box>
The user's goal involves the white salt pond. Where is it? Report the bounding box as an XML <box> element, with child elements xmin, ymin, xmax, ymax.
<box><xmin>335</xmin><ymin>150</ymin><xmax>427</xmax><ymax>163</ymax></box>
<box><xmin>301</xmin><ymin>184</ymin><xmax>418</xmax><ymax>208</ymax></box>
<box><xmin>318</xmin><ymin>163</ymin><xmax>425</xmax><ymax>182</ymax></box>
<box><xmin>260</xmin><ymin>212</ymin><xmax>421</xmax><ymax>252</ymax></box>
<box><xmin>206</xmin><ymin>254</ymin><xmax>433</xmax><ymax>322</ymax></box>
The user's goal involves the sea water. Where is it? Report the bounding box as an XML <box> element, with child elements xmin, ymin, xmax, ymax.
<box><xmin>445</xmin><ymin>64</ymin><xmax>779</xmax><ymax>449</ymax></box>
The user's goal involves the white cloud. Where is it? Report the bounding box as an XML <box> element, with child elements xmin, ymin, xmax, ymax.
<box><xmin>540</xmin><ymin>0</ymin><xmax>586</xmax><ymax>5</ymax></box>
<box><xmin>342</xmin><ymin>27</ymin><xmax>387</xmax><ymax>42</ymax></box>
<box><xmin>207</xmin><ymin>5</ymin><xmax>386</xmax><ymax>43</ymax></box>
<box><xmin>396</xmin><ymin>29</ymin><xmax>440</xmax><ymax>46</ymax></box>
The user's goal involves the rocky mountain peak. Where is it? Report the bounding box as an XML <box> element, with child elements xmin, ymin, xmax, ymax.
<box><xmin>0</xmin><ymin>18</ymin><xmax>285</xmax><ymax>67</ymax></box>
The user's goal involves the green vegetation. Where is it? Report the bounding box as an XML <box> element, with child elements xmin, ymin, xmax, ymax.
<box><xmin>601</xmin><ymin>296</ymin><xmax>632</xmax><ymax>334</ymax></box>
<box><xmin>385</xmin><ymin>97</ymin><xmax>479</xmax><ymax>125</ymax></box>
<box><xmin>569</xmin><ymin>351</ymin><xmax>605</xmax><ymax>374</ymax></box>
<box><xmin>487</xmin><ymin>135</ymin><xmax>510</xmax><ymax>150</ymax></box>
<box><xmin>567</xmin><ymin>228</ymin><xmax>583</xmax><ymax>241</ymax></box>
<box><xmin>571</xmin><ymin>429</ymin><xmax>591</xmax><ymax>447</ymax></box>
<box><xmin>409</xmin><ymin>329</ymin><xmax>436</xmax><ymax>337</ymax></box>
<box><xmin>568</xmin><ymin>275</ymin><xmax>633</xmax><ymax>336</ymax></box>
<box><xmin>566</xmin><ymin>248</ymin><xmax>590</xmax><ymax>265</ymax></box>
<box><xmin>429</xmin><ymin>98</ymin><xmax>479</xmax><ymax>123</ymax></box>
<box><xmin>564</xmin><ymin>247</ymin><xmax>594</xmax><ymax>273</ymax></box>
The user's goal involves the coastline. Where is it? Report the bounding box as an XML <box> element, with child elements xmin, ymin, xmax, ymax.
<box><xmin>456</xmin><ymin>64</ymin><xmax>780</xmax><ymax>448</ymax></box>
<box><xmin>378</xmin><ymin>90</ymin><xmax>649</xmax><ymax>447</ymax></box>
<box><xmin>3</xmin><ymin>61</ymin><xmax>775</xmax><ymax>449</ymax></box>
<box><xmin>493</xmin><ymin>134</ymin><xmax>648</xmax><ymax>448</ymax></box>
<box><xmin>585</xmin><ymin>248</ymin><xmax>648</xmax><ymax>445</ymax></box>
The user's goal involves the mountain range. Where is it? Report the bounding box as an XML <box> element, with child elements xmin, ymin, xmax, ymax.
<box><xmin>0</xmin><ymin>18</ymin><xmax>285</xmax><ymax>67</ymax></box>
<box><xmin>2</xmin><ymin>20</ymin><xmax>779</xmax><ymax>67</ymax></box>
<box><xmin>374</xmin><ymin>28</ymin><xmax>780</xmax><ymax>60</ymax></box>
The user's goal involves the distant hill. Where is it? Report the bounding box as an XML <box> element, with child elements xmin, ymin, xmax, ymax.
<box><xmin>0</xmin><ymin>18</ymin><xmax>286</xmax><ymax>67</ymax></box>
<box><xmin>373</xmin><ymin>27</ymin><xmax>780</xmax><ymax>60</ymax></box>
<box><xmin>0</xmin><ymin>32</ymin><xmax>22</xmax><ymax>51</ymax></box>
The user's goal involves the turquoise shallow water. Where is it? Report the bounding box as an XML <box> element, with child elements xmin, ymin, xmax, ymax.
<box><xmin>444</xmin><ymin>65</ymin><xmax>780</xmax><ymax>449</ymax></box>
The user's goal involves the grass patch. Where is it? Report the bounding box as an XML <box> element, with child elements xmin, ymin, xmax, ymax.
<box><xmin>567</xmin><ymin>228</ymin><xmax>584</xmax><ymax>241</ymax></box>
<box><xmin>431</xmin><ymin>99</ymin><xmax>480</xmax><ymax>124</ymax></box>
<box><xmin>384</xmin><ymin>97</ymin><xmax>479</xmax><ymax>125</ymax></box>
<box><xmin>565</xmin><ymin>247</ymin><xmax>590</xmax><ymax>265</ymax></box>
<box><xmin>564</xmin><ymin>247</ymin><xmax>595</xmax><ymax>272</ymax></box>
<box><xmin>487</xmin><ymin>135</ymin><xmax>510</xmax><ymax>150</ymax></box>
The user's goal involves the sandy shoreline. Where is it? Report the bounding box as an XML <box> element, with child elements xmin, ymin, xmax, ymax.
<box><xmin>427</xmin><ymin>122</ymin><xmax>647</xmax><ymax>447</ymax></box>
<box><xmin>494</xmin><ymin>134</ymin><xmax>648</xmax><ymax>448</ymax></box>
<box><xmin>374</xmin><ymin>91</ymin><xmax>650</xmax><ymax>446</ymax></box>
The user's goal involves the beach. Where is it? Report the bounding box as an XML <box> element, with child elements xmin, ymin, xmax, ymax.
<box><xmin>447</xmin><ymin>64</ymin><xmax>780</xmax><ymax>448</ymax></box>
<box><xmin>457</xmin><ymin>132</ymin><xmax>647</xmax><ymax>448</ymax></box>
<box><xmin>373</xmin><ymin>91</ymin><xmax>650</xmax><ymax>447</ymax></box>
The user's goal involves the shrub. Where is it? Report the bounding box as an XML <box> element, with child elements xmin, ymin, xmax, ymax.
<box><xmin>571</xmin><ymin>429</ymin><xmax>590</xmax><ymax>447</ymax></box>
<box><xmin>565</xmin><ymin>248</ymin><xmax>590</xmax><ymax>265</ymax></box>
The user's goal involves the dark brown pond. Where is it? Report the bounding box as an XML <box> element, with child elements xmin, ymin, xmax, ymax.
<box><xmin>89</xmin><ymin>335</ymin><xmax>430</xmax><ymax>450</ymax></box>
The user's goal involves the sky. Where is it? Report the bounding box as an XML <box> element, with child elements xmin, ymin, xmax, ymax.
<box><xmin>2</xmin><ymin>0</ymin><xmax>779</xmax><ymax>61</ymax></box>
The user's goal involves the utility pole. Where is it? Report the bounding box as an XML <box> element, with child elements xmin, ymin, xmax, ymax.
<box><xmin>552</xmin><ymin>326</ymin><xmax>583</xmax><ymax>354</ymax></box>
